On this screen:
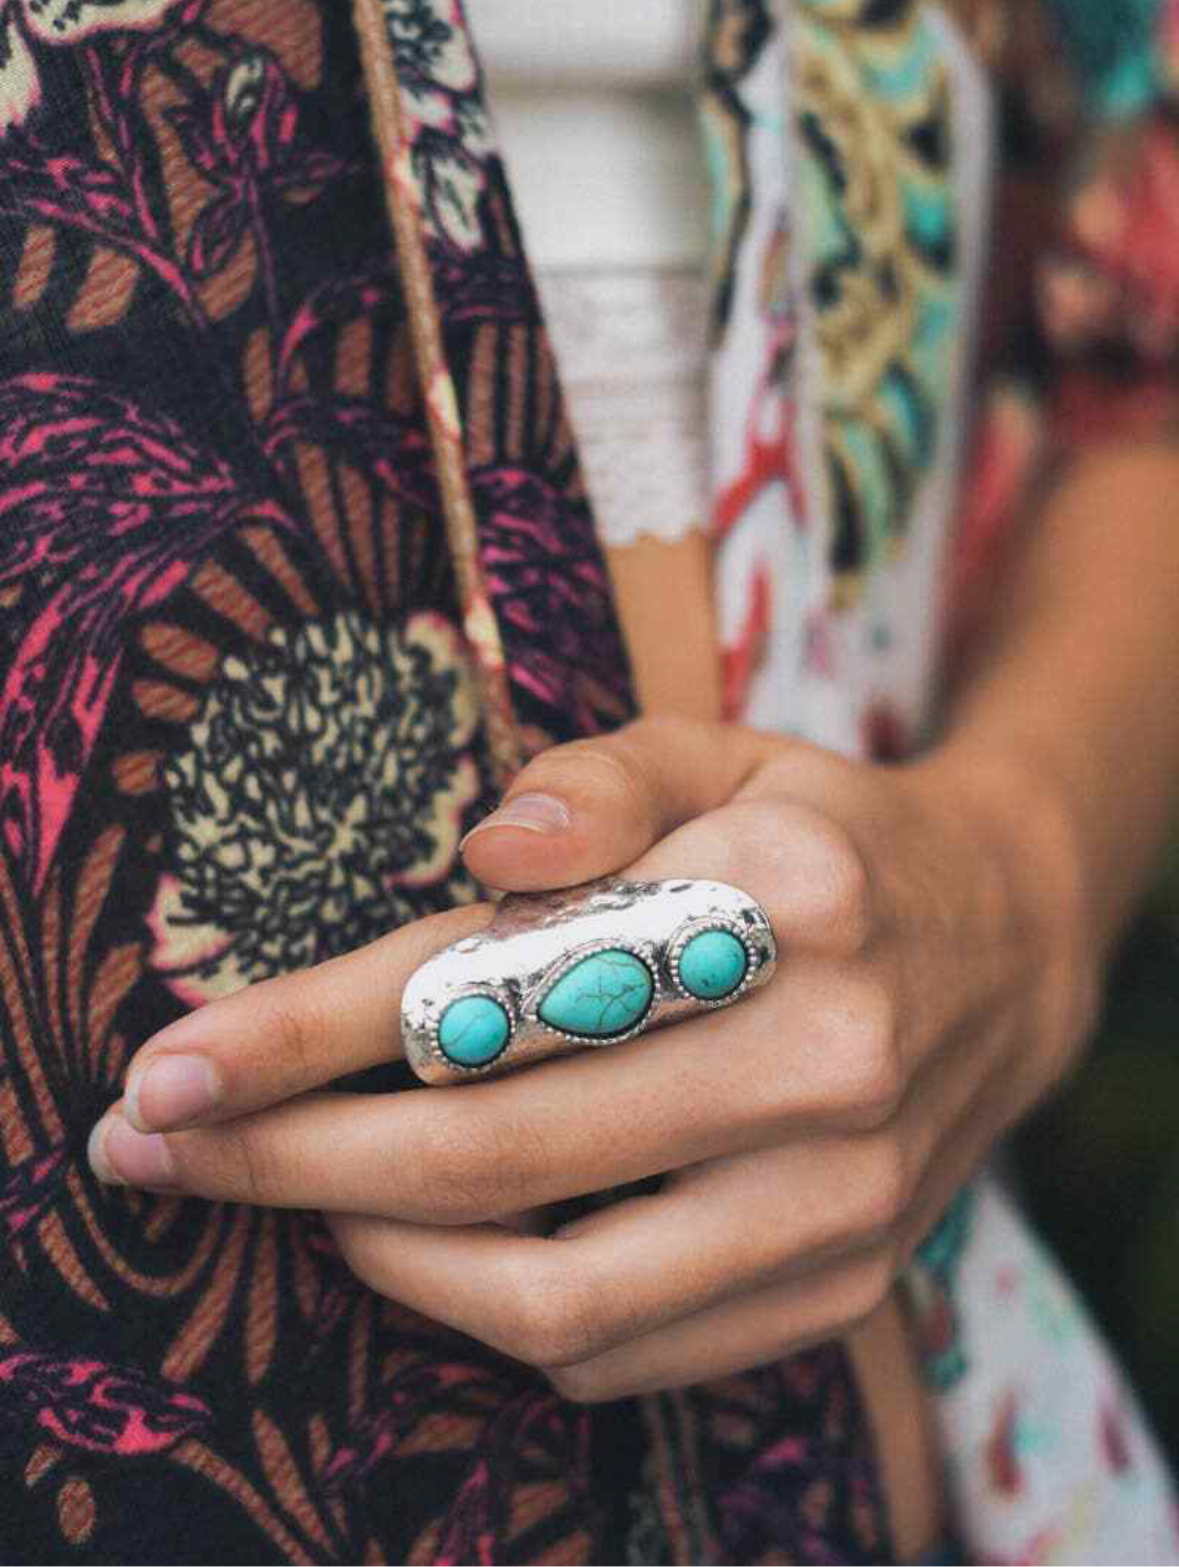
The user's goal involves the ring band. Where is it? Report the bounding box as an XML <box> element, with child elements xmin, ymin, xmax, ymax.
<box><xmin>401</xmin><ymin>877</ymin><xmax>778</xmax><ymax>1085</ymax></box>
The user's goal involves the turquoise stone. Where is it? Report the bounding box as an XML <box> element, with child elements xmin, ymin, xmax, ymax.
<box><xmin>438</xmin><ymin>995</ymin><xmax>511</xmax><ymax>1067</ymax></box>
<box><xmin>678</xmin><ymin>929</ymin><xmax>748</xmax><ymax>1000</ymax></box>
<box><xmin>538</xmin><ymin>949</ymin><xmax>654</xmax><ymax>1039</ymax></box>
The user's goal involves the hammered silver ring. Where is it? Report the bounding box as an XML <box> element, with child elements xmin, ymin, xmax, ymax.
<box><xmin>401</xmin><ymin>876</ymin><xmax>778</xmax><ymax>1085</ymax></box>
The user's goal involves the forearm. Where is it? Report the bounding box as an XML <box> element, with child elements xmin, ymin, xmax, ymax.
<box><xmin>923</xmin><ymin>442</ymin><xmax>1179</xmax><ymax>957</ymax></box>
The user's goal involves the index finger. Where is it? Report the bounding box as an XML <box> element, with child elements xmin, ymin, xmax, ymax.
<box><xmin>121</xmin><ymin>902</ymin><xmax>493</xmax><ymax>1133</ymax></box>
<box><xmin>121</xmin><ymin>781</ymin><xmax>867</xmax><ymax>1135</ymax></box>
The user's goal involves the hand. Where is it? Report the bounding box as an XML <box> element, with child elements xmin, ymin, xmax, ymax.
<box><xmin>87</xmin><ymin>719</ymin><xmax>1097</xmax><ymax>1400</ymax></box>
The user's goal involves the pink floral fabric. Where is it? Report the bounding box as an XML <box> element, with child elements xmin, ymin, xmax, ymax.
<box><xmin>1</xmin><ymin>0</ymin><xmax>1177</xmax><ymax>1562</ymax></box>
<box><xmin>0</xmin><ymin>1</ymin><xmax>887</xmax><ymax>1562</ymax></box>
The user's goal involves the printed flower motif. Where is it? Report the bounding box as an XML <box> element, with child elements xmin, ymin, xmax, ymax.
<box><xmin>793</xmin><ymin>1</ymin><xmax>956</xmax><ymax>587</ymax></box>
<box><xmin>149</xmin><ymin>611</ymin><xmax>483</xmax><ymax>1002</ymax></box>
<box><xmin>167</xmin><ymin>48</ymin><xmax>347</xmax><ymax>279</ymax></box>
<box><xmin>382</xmin><ymin>0</ymin><xmax>494</xmax><ymax>249</ymax></box>
<box><xmin>0</xmin><ymin>0</ymin><xmax>181</xmax><ymax>135</ymax></box>
<box><xmin>0</xmin><ymin>372</ymin><xmax>294</xmax><ymax>891</ymax></box>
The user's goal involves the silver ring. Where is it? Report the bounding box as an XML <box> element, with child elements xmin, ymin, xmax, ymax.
<box><xmin>402</xmin><ymin>877</ymin><xmax>778</xmax><ymax>1085</ymax></box>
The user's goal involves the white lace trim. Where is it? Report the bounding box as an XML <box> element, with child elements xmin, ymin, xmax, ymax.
<box><xmin>533</xmin><ymin>266</ymin><xmax>711</xmax><ymax>548</ymax></box>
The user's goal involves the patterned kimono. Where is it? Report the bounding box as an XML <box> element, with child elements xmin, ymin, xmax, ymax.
<box><xmin>0</xmin><ymin>0</ymin><xmax>1176</xmax><ymax>1562</ymax></box>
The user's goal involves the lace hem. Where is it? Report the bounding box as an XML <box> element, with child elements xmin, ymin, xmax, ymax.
<box><xmin>533</xmin><ymin>266</ymin><xmax>711</xmax><ymax>547</ymax></box>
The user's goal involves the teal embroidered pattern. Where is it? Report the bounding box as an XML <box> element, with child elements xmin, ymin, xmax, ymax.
<box><xmin>794</xmin><ymin>0</ymin><xmax>959</xmax><ymax>596</ymax></box>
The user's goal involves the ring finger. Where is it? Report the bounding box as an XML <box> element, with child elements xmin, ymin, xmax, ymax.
<box><xmin>331</xmin><ymin>1196</ymin><xmax>893</xmax><ymax>1383</ymax></box>
<box><xmin>317</xmin><ymin>1129</ymin><xmax>899</xmax><ymax>1369</ymax></box>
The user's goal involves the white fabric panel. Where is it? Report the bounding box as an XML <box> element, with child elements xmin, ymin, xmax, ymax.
<box><xmin>471</xmin><ymin>0</ymin><xmax>704</xmax><ymax>87</ymax></box>
<box><xmin>532</xmin><ymin>267</ymin><xmax>711</xmax><ymax>546</ymax></box>
<box><xmin>474</xmin><ymin>2</ymin><xmax>710</xmax><ymax>270</ymax></box>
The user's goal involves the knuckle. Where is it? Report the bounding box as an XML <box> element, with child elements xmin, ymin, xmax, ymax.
<box><xmin>257</xmin><ymin>986</ymin><xmax>324</xmax><ymax>1090</ymax></box>
<box><xmin>545</xmin><ymin>737</ymin><xmax>657</xmax><ymax>823</ymax></box>
<box><xmin>505</xmin><ymin>1267</ymin><xmax>616</xmax><ymax>1369</ymax></box>
<box><xmin>729</xmin><ymin>799</ymin><xmax>874</xmax><ymax>957</ymax></box>
<box><xmin>828</xmin><ymin>977</ymin><xmax>904</xmax><ymax>1127</ymax></box>
<box><xmin>180</xmin><ymin>1116</ymin><xmax>278</xmax><ymax>1205</ymax></box>
<box><xmin>410</xmin><ymin>1108</ymin><xmax>531</xmax><ymax>1222</ymax></box>
<box><xmin>849</xmin><ymin>1134</ymin><xmax>910</xmax><ymax>1239</ymax></box>
<box><xmin>234</xmin><ymin>1117</ymin><xmax>293</xmax><ymax>1207</ymax></box>
<box><xmin>835</xmin><ymin>1252</ymin><xmax>895</xmax><ymax>1330</ymax></box>
<box><xmin>727</xmin><ymin>800</ymin><xmax>796</xmax><ymax>889</ymax></box>
<box><xmin>807</xmin><ymin>818</ymin><xmax>873</xmax><ymax>955</ymax></box>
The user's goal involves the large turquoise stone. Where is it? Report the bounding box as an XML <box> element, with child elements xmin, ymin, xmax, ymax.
<box><xmin>538</xmin><ymin>949</ymin><xmax>654</xmax><ymax>1039</ymax></box>
<box><xmin>678</xmin><ymin>929</ymin><xmax>748</xmax><ymax>1000</ymax></box>
<box><xmin>438</xmin><ymin>995</ymin><xmax>511</xmax><ymax>1067</ymax></box>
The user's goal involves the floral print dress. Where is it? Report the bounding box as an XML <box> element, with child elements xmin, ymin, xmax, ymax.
<box><xmin>0</xmin><ymin>1</ymin><xmax>1176</xmax><ymax>1564</ymax></box>
<box><xmin>0</xmin><ymin>4</ymin><xmax>880</xmax><ymax>1563</ymax></box>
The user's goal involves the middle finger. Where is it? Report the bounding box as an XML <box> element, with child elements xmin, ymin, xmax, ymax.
<box><xmin>91</xmin><ymin>958</ymin><xmax>891</xmax><ymax>1218</ymax></box>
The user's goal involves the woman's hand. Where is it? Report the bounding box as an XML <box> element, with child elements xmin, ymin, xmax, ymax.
<box><xmin>88</xmin><ymin>719</ymin><xmax>1097</xmax><ymax>1400</ymax></box>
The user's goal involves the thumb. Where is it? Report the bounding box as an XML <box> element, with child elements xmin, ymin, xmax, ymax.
<box><xmin>460</xmin><ymin>717</ymin><xmax>780</xmax><ymax>892</ymax></box>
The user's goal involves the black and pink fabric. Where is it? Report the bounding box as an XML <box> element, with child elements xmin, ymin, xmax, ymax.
<box><xmin>3</xmin><ymin>1</ymin><xmax>1179</xmax><ymax>1561</ymax></box>
<box><xmin>0</xmin><ymin>3</ymin><xmax>886</xmax><ymax>1561</ymax></box>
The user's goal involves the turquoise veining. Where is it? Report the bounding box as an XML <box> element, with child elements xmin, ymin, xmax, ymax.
<box><xmin>538</xmin><ymin>949</ymin><xmax>654</xmax><ymax>1039</ymax></box>
<box><xmin>678</xmin><ymin>929</ymin><xmax>749</xmax><ymax>1000</ymax></box>
<box><xmin>438</xmin><ymin>995</ymin><xmax>511</xmax><ymax>1067</ymax></box>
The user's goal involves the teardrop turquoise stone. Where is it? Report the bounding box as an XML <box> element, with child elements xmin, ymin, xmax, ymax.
<box><xmin>538</xmin><ymin>949</ymin><xmax>654</xmax><ymax>1039</ymax></box>
<box><xmin>438</xmin><ymin>995</ymin><xmax>511</xmax><ymax>1067</ymax></box>
<box><xmin>678</xmin><ymin>929</ymin><xmax>748</xmax><ymax>1000</ymax></box>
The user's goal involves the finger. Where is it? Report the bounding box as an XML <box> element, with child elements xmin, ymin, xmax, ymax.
<box><xmin>92</xmin><ymin>960</ymin><xmax>909</xmax><ymax>1215</ymax></box>
<box><xmin>545</xmin><ymin>1254</ymin><xmax>890</xmax><ymax>1403</ymax></box>
<box><xmin>329</xmin><ymin>1194</ymin><xmax>891</xmax><ymax>1378</ymax></box>
<box><xmin>120</xmin><ymin>902</ymin><xmax>493</xmax><ymax>1133</ymax></box>
<box><xmin>892</xmin><ymin>1024</ymin><xmax>1028</xmax><ymax>1270</ymax></box>
<box><xmin>122</xmin><ymin>777</ymin><xmax>877</xmax><ymax>1142</ymax></box>
<box><xmin>317</xmin><ymin>1129</ymin><xmax>897</xmax><ymax>1369</ymax></box>
<box><xmin>122</xmin><ymin>720</ymin><xmax>869</xmax><ymax>1136</ymax></box>
<box><xmin>464</xmin><ymin>720</ymin><xmax>874</xmax><ymax>956</ymax></box>
<box><xmin>460</xmin><ymin>716</ymin><xmax>783</xmax><ymax>892</ymax></box>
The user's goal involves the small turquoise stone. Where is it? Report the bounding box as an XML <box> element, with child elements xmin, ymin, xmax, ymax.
<box><xmin>438</xmin><ymin>995</ymin><xmax>511</xmax><ymax>1067</ymax></box>
<box><xmin>538</xmin><ymin>949</ymin><xmax>654</xmax><ymax>1039</ymax></box>
<box><xmin>678</xmin><ymin>929</ymin><xmax>748</xmax><ymax>1001</ymax></box>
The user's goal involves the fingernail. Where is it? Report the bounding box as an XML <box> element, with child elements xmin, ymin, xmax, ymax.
<box><xmin>88</xmin><ymin>1114</ymin><xmax>176</xmax><ymax>1188</ymax></box>
<box><xmin>461</xmin><ymin>792</ymin><xmax>570</xmax><ymax>849</ymax></box>
<box><xmin>125</xmin><ymin>1054</ymin><xmax>220</xmax><ymax>1133</ymax></box>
